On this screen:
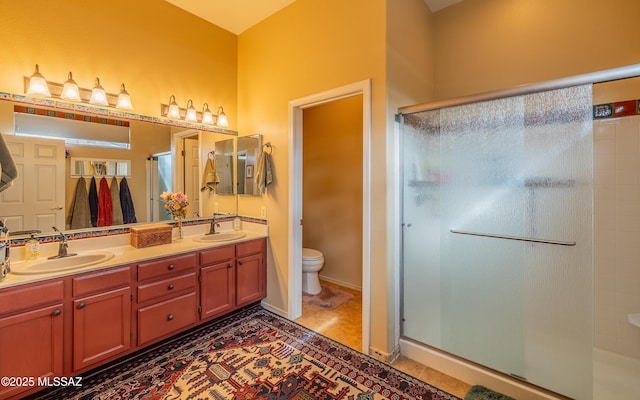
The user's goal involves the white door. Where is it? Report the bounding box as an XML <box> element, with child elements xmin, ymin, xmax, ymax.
<box><xmin>183</xmin><ymin>137</ymin><xmax>200</xmax><ymax>218</ymax></box>
<box><xmin>0</xmin><ymin>135</ymin><xmax>65</xmax><ymax>233</ymax></box>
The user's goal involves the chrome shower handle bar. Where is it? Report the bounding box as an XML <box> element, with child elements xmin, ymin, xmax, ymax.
<box><xmin>449</xmin><ymin>229</ymin><xmax>576</xmax><ymax>246</ymax></box>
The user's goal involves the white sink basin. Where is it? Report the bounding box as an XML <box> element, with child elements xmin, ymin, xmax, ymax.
<box><xmin>193</xmin><ymin>231</ymin><xmax>246</xmax><ymax>243</ymax></box>
<box><xmin>11</xmin><ymin>252</ymin><xmax>115</xmax><ymax>275</ymax></box>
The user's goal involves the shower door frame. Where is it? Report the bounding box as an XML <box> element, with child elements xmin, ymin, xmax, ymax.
<box><xmin>396</xmin><ymin>64</ymin><xmax>640</xmax><ymax>400</ymax></box>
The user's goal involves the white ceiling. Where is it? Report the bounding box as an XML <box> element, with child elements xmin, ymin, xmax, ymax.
<box><xmin>165</xmin><ymin>0</ymin><xmax>462</xmax><ymax>35</ymax></box>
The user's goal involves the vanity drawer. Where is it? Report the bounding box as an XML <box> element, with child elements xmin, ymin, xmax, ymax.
<box><xmin>137</xmin><ymin>292</ymin><xmax>197</xmax><ymax>345</ymax></box>
<box><xmin>200</xmin><ymin>245</ymin><xmax>235</xmax><ymax>266</ymax></box>
<box><xmin>73</xmin><ymin>266</ymin><xmax>131</xmax><ymax>297</ymax></box>
<box><xmin>236</xmin><ymin>238</ymin><xmax>264</xmax><ymax>258</ymax></box>
<box><xmin>0</xmin><ymin>280</ymin><xmax>64</xmax><ymax>315</ymax></box>
<box><xmin>137</xmin><ymin>272</ymin><xmax>196</xmax><ymax>304</ymax></box>
<box><xmin>137</xmin><ymin>253</ymin><xmax>196</xmax><ymax>281</ymax></box>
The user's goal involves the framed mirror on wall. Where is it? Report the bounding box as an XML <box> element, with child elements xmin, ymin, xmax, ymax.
<box><xmin>0</xmin><ymin>100</ymin><xmax>238</xmax><ymax>237</ymax></box>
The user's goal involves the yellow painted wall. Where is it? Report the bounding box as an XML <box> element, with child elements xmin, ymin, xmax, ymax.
<box><xmin>0</xmin><ymin>0</ymin><xmax>237</xmax><ymax>124</ymax></box>
<box><xmin>237</xmin><ymin>0</ymin><xmax>391</xmax><ymax>352</ymax></box>
<box><xmin>433</xmin><ymin>0</ymin><xmax>640</xmax><ymax>100</ymax></box>
<box><xmin>302</xmin><ymin>96</ymin><xmax>363</xmax><ymax>290</ymax></box>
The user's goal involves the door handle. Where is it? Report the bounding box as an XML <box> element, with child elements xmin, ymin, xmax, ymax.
<box><xmin>51</xmin><ymin>206</ymin><xmax>63</xmax><ymax>210</ymax></box>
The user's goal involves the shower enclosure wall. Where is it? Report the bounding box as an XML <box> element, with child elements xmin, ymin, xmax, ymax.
<box><xmin>400</xmin><ymin>85</ymin><xmax>594</xmax><ymax>399</ymax></box>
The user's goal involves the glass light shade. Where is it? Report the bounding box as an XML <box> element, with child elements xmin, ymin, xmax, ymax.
<box><xmin>202</xmin><ymin>103</ymin><xmax>214</xmax><ymax>124</ymax></box>
<box><xmin>185</xmin><ymin>99</ymin><xmax>197</xmax><ymax>122</ymax></box>
<box><xmin>167</xmin><ymin>95</ymin><xmax>180</xmax><ymax>119</ymax></box>
<box><xmin>89</xmin><ymin>78</ymin><xmax>109</xmax><ymax>106</ymax></box>
<box><xmin>116</xmin><ymin>83</ymin><xmax>134</xmax><ymax>110</ymax></box>
<box><xmin>26</xmin><ymin>64</ymin><xmax>51</xmax><ymax>97</ymax></box>
<box><xmin>216</xmin><ymin>106</ymin><xmax>229</xmax><ymax>127</ymax></box>
<box><xmin>60</xmin><ymin>72</ymin><xmax>81</xmax><ymax>102</ymax></box>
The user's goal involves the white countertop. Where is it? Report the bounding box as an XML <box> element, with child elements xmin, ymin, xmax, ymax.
<box><xmin>0</xmin><ymin>221</ymin><xmax>268</xmax><ymax>289</ymax></box>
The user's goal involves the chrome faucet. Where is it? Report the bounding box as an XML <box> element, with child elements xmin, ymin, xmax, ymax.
<box><xmin>207</xmin><ymin>215</ymin><xmax>220</xmax><ymax>235</ymax></box>
<box><xmin>49</xmin><ymin>226</ymin><xmax>77</xmax><ymax>259</ymax></box>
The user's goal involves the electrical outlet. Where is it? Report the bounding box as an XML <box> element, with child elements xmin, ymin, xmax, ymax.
<box><xmin>214</xmin><ymin>202</ymin><xmax>219</xmax><ymax>212</ymax></box>
<box><xmin>260</xmin><ymin>206</ymin><xmax>267</xmax><ymax>219</ymax></box>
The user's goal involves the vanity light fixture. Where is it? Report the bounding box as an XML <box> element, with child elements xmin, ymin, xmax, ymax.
<box><xmin>185</xmin><ymin>99</ymin><xmax>198</xmax><ymax>122</ymax></box>
<box><xmin>167</xmin><ymin>95</ymin><xmax>181</xmax><ymax>119</ymax></box>
<box><xmin>89</xmin><ymin>78</ymin><xmax>109</xmax><ymax>106</ymax></box>
<box><xmin>216</xmin><ymin>106</ymin><xmax>229</xmax><ymax>127</ymax></box>
<box><xmin>23</xmin><ymin>65</ymin><xmax>134</xmax><ymax>110</ymax></box>
<box><xmin>26</xmin><ymin>64</ymin><xmax>51</xmax><ymax>97</ymax></box>
<box><xmin>60</xmin><ymin>72</ymin><xmax>81</xmax><ymax>102</ymax></box>
<box><xmin>116</xmin><ymin>83</ymin><xmax>134</xmax><ymax>110</ymax></box>
<box><xmin>202</xmin><ymin>103</ymin><xmax>214</xmax><ymax>124</ymax></box>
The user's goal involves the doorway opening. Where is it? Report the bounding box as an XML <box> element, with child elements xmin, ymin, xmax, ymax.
<box><xmin>288</xmin><ymin>80</ymin><xmax>372</xmax><ymax>353</ymax></box>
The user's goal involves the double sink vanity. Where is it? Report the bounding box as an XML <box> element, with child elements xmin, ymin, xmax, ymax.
<box><xmin>0</xmin><ymin>221</ymin><xmax>267</xmax><ymax>400</ymax></box>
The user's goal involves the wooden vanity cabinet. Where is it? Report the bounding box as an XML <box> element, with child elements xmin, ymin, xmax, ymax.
<box><xmin>71</xmin><ymin>267</ymin><xmax>132</xmax><ymax>372</ymax></box>
<box><xmin>236</xmin><ymin>239</ymin><xmax>267</xmax><ymax>306</ymax></box>
<box><xmin>199</xmin><ymin>245</ymin><xmax>235</xmax><ymax>320</ymax></box>
<box><xmin>136</xmin><ymin>253</ymin><xmax>198</xmax><ymax>346</ymax></box>
<box><xmin>0</xmin><ymin>281</ymin><xmax>64</xmax><ymax>400</ymax></box>
<box><xmin>199</xmin><ymin>238</ymin><xmax>266</xmax><ymax>321</ymax></box>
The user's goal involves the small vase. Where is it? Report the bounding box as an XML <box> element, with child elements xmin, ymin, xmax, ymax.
<box><xmin>175</xmin><ymin>218</ymin><xmax>183</xmax><ymax>240</ymax></box>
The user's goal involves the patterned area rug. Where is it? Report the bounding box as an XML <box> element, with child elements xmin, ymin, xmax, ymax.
<box><xmin>30</xmin><ymin>305</ymin><xmax>460</xmax><ymax>400</ymax></box>
<box><xmin>302</xmin><ymin>285</ymin><xmax>355</xmax><ymax>310</ymax></box>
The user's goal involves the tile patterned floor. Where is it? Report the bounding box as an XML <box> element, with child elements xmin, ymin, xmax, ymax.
<box><xmin>294</xmin><ymin>280</ymin><xmax>472</xmax><ymax>399</ymax></box>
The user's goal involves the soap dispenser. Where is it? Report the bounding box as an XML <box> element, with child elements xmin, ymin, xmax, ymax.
<box><xmin>25</xmin><ymin>234</ymin><xmax>40</xmax><ymax>261</ymax></box>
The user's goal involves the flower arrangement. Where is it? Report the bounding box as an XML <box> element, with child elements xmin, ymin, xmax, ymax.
<box><xmin>160</xmin><ymin>191</ymin><xmax>190</xmax><ymax>220</ymax></box>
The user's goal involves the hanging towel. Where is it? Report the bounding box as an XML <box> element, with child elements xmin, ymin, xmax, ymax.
<box><xmin>119</xmin><ymin>177</ymin><xmax>137</xmax><ymax>224</ymax></box>
<box><xmin>0</xmin><ymin>134</ymin><xmax>18</xmax><ymax>193</ymax></box>
<box><xmin>97</xmin><ymin>177</ymin><xmax>113</xmax><ymax>227</ymax></box>
<box><xmin>200</xmin><ymin>157</ymin><xmax>220</xmax><ymax>192</ymax></box>
<box><xmin>255</xmin><ymin>150</ymin><xmax>274</xmax><ymax>195</ymax></box>
<box><xmin>110</xmin><ymin>177</ymin><xmax>123</xmax><ymax>225</ymax></box>
<box><xmin>68</xmin><ymin>177</ymin><xmax>91</xmax><ymax>229</ymax></box>
<box><xmin>88</xmin><ymin>177</ymin><xmax>99</xmax><ymax>227</ymax></box>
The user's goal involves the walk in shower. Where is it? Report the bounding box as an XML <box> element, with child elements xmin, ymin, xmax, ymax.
<box><xmin>400</xmin><ymin>66</ymin><xmax>640</xmax><ymax>400</ymax></box>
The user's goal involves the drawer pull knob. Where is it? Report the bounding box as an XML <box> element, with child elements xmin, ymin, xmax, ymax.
<box><xmin>227</xmin><ymin>263</ymin><xmax>232</xmax><ymax>268</ymax></box>
<box><xmin>168</xmin><ymin>264</ymin><xmax>175</xmax><ymax>270</ymax></box>
<box><xmin>238</xmin><ymin>260</ymin><xmax>244</xmax><ymax>265</ymax></box>
<box><xmin>52</xmin><ymin>309</ymin><xmax>61</xmax><ymax>317</ymax></box>
<box><xmin>168</xmin><ymin>314</ymin><xmax>174</xmax><ymax>321</ymax></box>
<box><xmin>78</xmin><ymin>303</ymin><xmax>86</xmax><ymax>309</ymax></box>
<box><xmin>168</xmin><ymin>284</ymin><xmax>174</xmax><ymax>290</ymax></box>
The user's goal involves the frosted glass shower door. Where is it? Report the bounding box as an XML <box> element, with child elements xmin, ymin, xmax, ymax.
<box><xmin>401</xmin><ymin>86</ymin><xmax>593</xmax><ymax>399</ymax></box>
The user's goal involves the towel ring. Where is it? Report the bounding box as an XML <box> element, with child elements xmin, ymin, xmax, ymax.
<box><xmin>263</xmin><ymin>143</ymin><xmax>273</xmax><ymax>154</ymax></box>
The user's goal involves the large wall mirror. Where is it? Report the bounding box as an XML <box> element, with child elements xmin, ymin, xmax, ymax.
<box><xmin>0</xmin><ymin>101</ymin><xmax>260</xmax><ymax>238</ymax></box>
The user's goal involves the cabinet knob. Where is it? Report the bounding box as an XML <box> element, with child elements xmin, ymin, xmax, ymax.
<box><xmin>168</xmin><ymin>284</ymin><xmax>174</xmax><ymax>290</ymax></box>
<box><xmin>167</xmin><ymin>314</ymin><xmax>174</xmax><ymax>321</ymax></box>
<box><xmin>238</xmin><ymin>260</ymin><xmax>244</xmax><ymax>265</ymax></box>
<box><xmin>227</xmin><ymin>263</ymin><xmax>232</xmax><ymax>268</ymax></box>
<box><xmin>168</xmin><ymin>264</ymin><xmax>175</xmax><ymax>270</ymax></box>
<box><xmin>78</xmin><ymin>303</ymin><xmax>86</xmax><ymax>309</ymax></box>
<box><xmin>52</xmin><ymin>309</ymin><xmax>61</xmax><ymax>317</ymax></box>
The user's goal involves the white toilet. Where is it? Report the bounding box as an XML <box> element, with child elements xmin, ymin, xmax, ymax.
<box><xmin>302</xmin><ymin>248</ymin><xmax>324</xmax><ymax>295</ymax></box>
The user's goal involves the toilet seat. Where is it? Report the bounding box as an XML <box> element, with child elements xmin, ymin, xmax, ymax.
<box><xmin>302</xmin><ymin>248</ymin><xmax>323</xmax><ymax>260</ymax></box>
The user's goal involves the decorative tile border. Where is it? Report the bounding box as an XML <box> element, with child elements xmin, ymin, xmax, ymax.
<box><xmin>1</xmin><ymin>91</ymin><xmax>237</xmax><ymax>136</ymax></box>
<box><xmin>15</xmin><ymin>105</ymin><xmax>130</xmax><ymax>127</ymax></box>
<box><xmin>8</xmin><ymin>216</ymin><xmax>267</xmax><ymax>247</ymax></box>
<box><xmin>593</xmin><ymin>99</ymin><xmax>640</xmax><ymax>119</ymax></box>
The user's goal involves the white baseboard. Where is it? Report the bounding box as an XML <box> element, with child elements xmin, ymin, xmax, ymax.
<box><xmin>260</xmin><ymin>300</ymin><xmax>288</xmax><ymax>319</ymax></box>
<box><xmin>318</xmin><ymin>274</ymin><xmax>362</xmax><ymax>291</ymax></box>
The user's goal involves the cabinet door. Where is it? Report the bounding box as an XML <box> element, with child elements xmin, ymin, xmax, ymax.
<box><xmin>73</xmin><ymin>287</ymin><xmax>131</xmax><ymax>371</ymax></box>
<box><xmin>200</xmin><ymin>261</ymin><xmax>234</xmax><ymax>320</ymax></box>
<box><xmin>236</xmin><ymin>252</ymin><xmax>265</xmax><ymax>306</ymax></box>
<box><xmin>0</xmin><ymin>304</ymin><xmax>63</xmax><ymax>399</ymax></box>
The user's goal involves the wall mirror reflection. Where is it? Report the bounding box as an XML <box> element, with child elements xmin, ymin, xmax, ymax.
<box><xmin>0</xmin><ymin>102</ymin><xmax>238</xmax><ymax>237</ymax></box>
<box><xmin>214</xmin><ymin>138</ymin><xmax>235</xmax><ymax>195</ymax></box>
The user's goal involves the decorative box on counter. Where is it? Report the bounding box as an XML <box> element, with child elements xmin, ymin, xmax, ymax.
<box><xmin>130</xmin><ymin>224</ymin><xmax>172</xmax><ymax>248</ymax></box>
